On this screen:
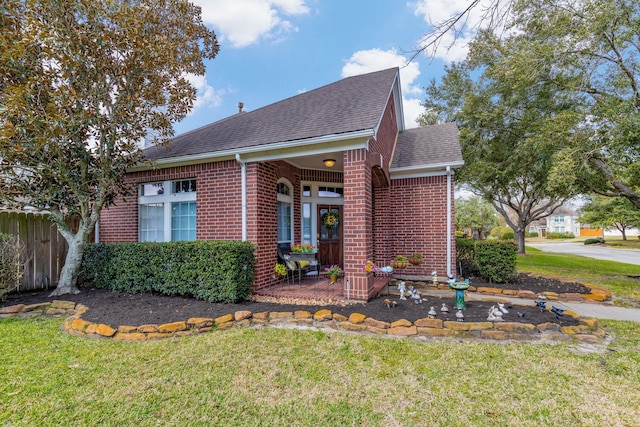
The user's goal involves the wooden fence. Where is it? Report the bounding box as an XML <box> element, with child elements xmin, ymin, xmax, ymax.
<box><xmin>0</xmin><ymin>211</ymin><xmax>68</xmax><ymax>292</ymax></box>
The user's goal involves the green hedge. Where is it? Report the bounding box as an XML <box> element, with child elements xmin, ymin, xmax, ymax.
<box><xmin>79</xmin><ymin>241</ymin><xmax>256</xmax><ymax>303</ymax></box>
<box><xmin>456</xmin><ymin>238</ymin><xmax>517</xmax><ymax>283</ymax></box>
<box><xmin>584</xmin><ymin>237</ymin><xmax>605</xmax><ymax>245</ymax></box>
<box><xmin>546</xmin><ymin>232</ymin><xmax>575</xmax><ymax>239</ymax></box>
<box><xmin>474</xmin><ymin>240</ymin><xmax>517</xmax><ymax>283</ymax></box>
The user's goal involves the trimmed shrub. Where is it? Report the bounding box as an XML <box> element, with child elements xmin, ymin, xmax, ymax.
<box><xmin>79</xmin><ymin>241</ymin><xmax>256</xmax><ymax>303</ymax></box>
<box><xmin>584</xmin><ymin>237</ymin><xmax>605</xmax><ymax>245</ymax></box>
<box><xmin>501</xmin><ymin>230</ymin><xmax>515</xmax><ymax>240</ymax></box>
<box><xmin>455</xmin><ymin>237</ymin><xmax>479</xmax><ymax>277</ymax></box>
<box><xmin>474</xmin><ymin>240</ymin><xmax>518</xmax><ymax>283</ymax></box>
<box><xmin>489</xmin><ymin>226</ymin><xmax>514</xmax><ymax>240</ymax></box>
<box><xmin>546</xmin><ymin>232</ymin><xmax>575</xmax><ymax>239</ymax></box>
<box><xmin>526</xmin><ymin>231</ymin><xmax>539</xmax><ymax>238</ymax></box>
<box><xmin>0</xmin><ymin>233</ymin><xmax>25</xmax><ymax>301</ymax></box>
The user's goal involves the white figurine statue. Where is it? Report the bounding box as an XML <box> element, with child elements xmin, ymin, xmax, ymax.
<box><xmin>498</xmin><ymin>302</ymin><xmax>509</xmax><ymax>314</ymax></box>
<box><xmin>428</xmin><ymin>306</ymin><xmax>437</xmax><ymax>318</ymax></box>
<box><xmin>397</xmin><ymin>281</ymin><xmax>406</xmax><ymax>300</ymax></box>
<box><xmin>456</xmin><ymin>309</ymin><xmax>464</xmax><ymax>322</ymax></box>
<box><xmin>440</xmin><ymin>302</ymin><xmax>449</xmax><ymax>313</ymax></box>
<box><xmin>487</xmin><ymin>305</ymin><xmax>504</xmax><ymax>321</ymax></box>
<box><xmin>408</xmin><ymin>286</ymin><xmax>423</xmax><ymax>303</ymax></box>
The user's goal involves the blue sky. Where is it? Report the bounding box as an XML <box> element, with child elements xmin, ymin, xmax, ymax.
<box><xmin>174</xmin><ymin>0</ymin><xmax>481</xmax><ymax>135</ymax></box>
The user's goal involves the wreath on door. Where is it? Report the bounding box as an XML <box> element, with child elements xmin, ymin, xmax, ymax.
<box><xmin>322</xmin><ymin>211</ymin><xmax>339</xmax><ymax>228</ymax></box>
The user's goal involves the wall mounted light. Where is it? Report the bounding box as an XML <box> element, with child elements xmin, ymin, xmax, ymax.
<box><xmin>323</xmin><ymin>158</ymin><xmax>336</xmax><ymax>168</ymax></box>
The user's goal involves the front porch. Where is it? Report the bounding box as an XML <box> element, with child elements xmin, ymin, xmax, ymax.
<box><xmin>254</xmin><ymin>275</ymin><xmax>390</xmax><ymax>304</ymax></box>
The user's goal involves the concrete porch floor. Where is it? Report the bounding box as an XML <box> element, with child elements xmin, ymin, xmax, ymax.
<box><xmin>254</xmin><ymin>275</ymin><xmax>390</xmax><ymax>304</ymax></box>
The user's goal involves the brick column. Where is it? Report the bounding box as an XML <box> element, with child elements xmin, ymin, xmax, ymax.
<box><xmin>342</xmin><ymin>149</ymin><xmax>374</xmax><ymax>301</ymax></box>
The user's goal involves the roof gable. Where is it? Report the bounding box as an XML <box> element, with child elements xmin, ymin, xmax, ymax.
<box><xmin>391</xmin><ymin>122</ymin><xmax>463</xmax><ymax>170</ymax></box>
<box><xmin>145</xmin><ymin>68</ymin><xmax>401</xmax><ymax>161</ymax></box>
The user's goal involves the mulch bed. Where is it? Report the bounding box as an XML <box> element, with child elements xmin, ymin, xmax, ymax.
<box><xmin>2</xmin><ymin>273</ymin><xmax>586</xmax><ymax>327</ymax></box>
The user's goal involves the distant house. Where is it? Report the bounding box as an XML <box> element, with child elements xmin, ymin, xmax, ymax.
<box><xmin>97</xmin><ymin>68</ymin><xmax>464</xmax><ymax>301</ymax></box>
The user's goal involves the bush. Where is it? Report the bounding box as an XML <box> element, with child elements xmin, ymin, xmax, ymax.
<box><xmin>526</xmin><ymin>232</ymin><xmax>539</xmax><ymax>238</ymax></box>
<box><xmin>0</xmin><ymin>233</ymin><xmax>25</xmax><ymax>301</ymax></box>
<box><xmin>546</xmin><ymin>232</ymin><xmax>575</xmax><ymax>239</ymax></box>
<box><xmin>501</xmin><ymin>230</ymin><xmax>515</xmax><ymax>240</ymax></box>
<box><xmin>584</xmin><ymin>237</ymin><xmax>605</xmax><ymax>245</ymax></box>
<box><xmin>473</xmin><ymin>240</ymin><xmax>518</xmax><ymax>283</ymax></box>
<box><xmin>455</xmin><ymin>237</ymin><xmax>479</xmax><ymax>277</ymax></box>
<box><xmin>79</xmin><ymin>240</ymin><xmax>256</xmax><ymax>303</ymax></box>
<box><xmin>489</xmin><ymin>226</ymin><xmax>512</xmax><ymax>239</ymax></box>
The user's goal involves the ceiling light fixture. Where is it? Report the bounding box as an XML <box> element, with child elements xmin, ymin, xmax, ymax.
<box><xmin>323</xmin><ymin>158</ymin><xmax>336</xmax><ymax>168</ymax></box>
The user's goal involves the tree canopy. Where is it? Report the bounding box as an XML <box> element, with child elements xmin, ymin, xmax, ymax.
<box><xmin>578</xmin><ymin>196</ymin><xmax>640</xmax><ymax>240</ymax></box>
<box><xmin>0</xmin><ymin>0</ymin><xmax>219</xmax><ymax>295</ymax></box>
<box><xmin>418</xmin><ymin>0</ymin><xmax>640</xmax><ymax>211</ymax></box>
<box><xmin>455</xmin><ymin>196</ymin><xmax>498</xmax><ymax>239</ymax></box>
<box><xmin>422</xmin><ymin>31</ymin><xmax>578</xmax><ymax>254</ymax></box>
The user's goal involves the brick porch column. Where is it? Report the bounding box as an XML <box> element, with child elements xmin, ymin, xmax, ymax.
<box><xmin>342</xmin><ymin>149</ymin><xmax>374</xmax><ymax>301</ymax></box>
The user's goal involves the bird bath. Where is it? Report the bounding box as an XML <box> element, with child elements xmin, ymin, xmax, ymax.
<box><xmin>449</xmin><ymin>280</ymin><xmax>470</xmax><ymax>309</ymax></box>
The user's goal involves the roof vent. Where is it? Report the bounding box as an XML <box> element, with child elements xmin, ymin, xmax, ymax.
<box><xmin>237</xmin><ymin>102</ymin><xmax>244</xmax><ymax>113</ymax></box>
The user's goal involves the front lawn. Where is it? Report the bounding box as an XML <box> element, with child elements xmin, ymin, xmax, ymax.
<box><xmin>519</xmin><ymin>247</ymin><xmax>640</xmax><ymax>307</ymax></box>
<box><xmin>1</xmin><ymin>316</ymin><xmax>639</xmax><ymax>426</ymax></box>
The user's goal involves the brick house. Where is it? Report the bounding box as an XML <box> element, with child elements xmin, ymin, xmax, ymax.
<box><xmin>98</xmin><ymin>67</ymin><xmax>463</xmax><ymax>301</ymax></box>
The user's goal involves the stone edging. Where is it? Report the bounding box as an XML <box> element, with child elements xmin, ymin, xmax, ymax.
<box><xmin>0</xmin><ymin>299</ymin><xmax>606</xmax><ymax>344</ymax></box>
<box><xmin>389</xmin><ymin>278</ymin><xmax>613</xmax><ymax>302</ymax></box>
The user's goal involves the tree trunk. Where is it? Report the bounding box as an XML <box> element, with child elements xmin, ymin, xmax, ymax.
<box><xmin>622</xmin><ymin>228</ymin><xmax>627</xmax><ymax>240</ymax></box>
<box><xmin>49</xmin><ymin>234</ymin><xmax>86</xmax><ymax>296</ymax></box>
<box><xmin>49</xmin><ymin>216</ymin><xmax>96</xmax><ymax>296</ymax></box>
<box><xmin>515</xmin><ymin>230</ymin><xmax>526</xmax><ymax>254</ymax></box>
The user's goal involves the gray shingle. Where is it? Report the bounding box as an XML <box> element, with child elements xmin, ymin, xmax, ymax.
<box><xmin>145</xmin><ymin>68</ymin><xmax>400</xmax><ymax>160</ymax></box>
<box><xmin>391</xmin><ymin>122</ymin><xmax>463</xmax><ymax>168</ymax></box>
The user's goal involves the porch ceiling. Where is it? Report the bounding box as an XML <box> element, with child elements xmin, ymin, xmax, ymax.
<box><xmin>286</xmin><ymin>153</ymin><xmax>343</xmax><ymax>171</ymax></box>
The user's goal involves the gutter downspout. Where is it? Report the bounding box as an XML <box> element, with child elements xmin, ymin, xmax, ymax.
<box><xmin>235</xmin><ymin>154</ymin><xmax>247</xmax><ymax>241</ymax></box>
<box><xmin>446</xmin><ymin>165</ymin><xmax>452</xmax><ymax>277</ymax></box>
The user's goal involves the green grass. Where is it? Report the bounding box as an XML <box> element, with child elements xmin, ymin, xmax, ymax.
<box><xmin>603</xmin><ymin>237</ymin><xmax>640</xmax><ymax>249</ymax></box>
<box><xmin>1</xmin><ymin>316</ymin><xmax>640</xmax><ymax>426</ymax></box>
<box><xmin>519</xmin><ymin>247</ymin><xmax>640</xmax><ymax>307</ymax></box>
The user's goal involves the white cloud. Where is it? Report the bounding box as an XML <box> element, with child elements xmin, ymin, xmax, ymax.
<box><xmin>410</xmin><ymin>0</ymin><xmax>504</xmax><ymax>62</ymax></box>
<box><xmin>342</xmin><ymin>49</ymin><xmax>424</xmax><ymax>128</ymax></box>
<box><xmin>192</xmin><ymin>0</ymin><xmax>309</xmax><ymax>48</ymax></box>
<box><xmin>183</xmin><ymin>73</ymin><xmax>223</xmax><ymax>114</ymax></box>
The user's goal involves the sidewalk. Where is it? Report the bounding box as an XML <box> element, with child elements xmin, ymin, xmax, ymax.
<box><xmin>422</xmin><ymin>289</ymin><xmax>640</xmax><ymax>322</ymax></box>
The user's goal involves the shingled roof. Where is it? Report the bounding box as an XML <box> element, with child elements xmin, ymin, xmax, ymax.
<box><xmin>145</xmin><ymin>67</ymin><xmax>401</xmax><ymax>161</ymax></box>
<box><xmin>391</xmin><ymin>122</ymin><xmax>463</xmax><ymax>169</ymax></box>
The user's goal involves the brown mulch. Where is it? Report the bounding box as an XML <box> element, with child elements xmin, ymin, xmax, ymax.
<box><xmin>2</xmin><ymin>273</ymin><xmax>586</xmax><ymax>328</ymax></box>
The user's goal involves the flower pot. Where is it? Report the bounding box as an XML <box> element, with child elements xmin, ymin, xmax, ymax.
<box><xmin>409</xmin><ymin>257</ymin><xmax>423</xmax><ymax>265</ymax></box>
<box><xmin>390</xmin><ymin>260</ymin><xmax>408</xmax><ymax>269</ymax></box>
<box><xmin>330</xmin><ymin>274</ymin><xmax>339</xmax><ymax>283</ymax></box>
<box><xmin>273</xmin><ymin>273</ymin><xmax>285</xmax><ymax>280</ymax></box>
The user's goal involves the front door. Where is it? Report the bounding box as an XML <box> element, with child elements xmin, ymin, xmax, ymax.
<box><xmin>317</xmin><ymin>205</ymin><xmax>342</xmax><ymax>267</ymax></box>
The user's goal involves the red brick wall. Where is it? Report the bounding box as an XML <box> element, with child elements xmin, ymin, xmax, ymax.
<box><xmin>247</xmin><ymin>161</ymin><xmax>301</xmax><ymax>291</ymax></box>
<box><xmin>100</xmin><ymin>162</ymin><xmax>242</xmax><ymax>242</ymax></box>
<box><xmin>380</xmin><ymin>175</ymin><xmax>456</xmax><ymax>278</ymax></box>
<box><xmin>343</xmin><ymin>148</ymin><xmax>374</xmax><ymax>300</ymax></box>
<box><xmin>100</xmin><ymin>160</ymin><xmax>304</xmax><ymax>292</ymax></box>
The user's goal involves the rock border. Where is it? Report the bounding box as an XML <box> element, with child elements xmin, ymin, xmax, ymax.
<box><xmin>389</xmin><ymin>278</ymin><xmax>613</xmax><ymax>302</ymax></box>
<box><xmin>0</xmin><ymin>299</ymin><xmax>606</xmax><ymax>344</ymax></box>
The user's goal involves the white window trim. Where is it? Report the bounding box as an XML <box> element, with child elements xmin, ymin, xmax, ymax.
<box><xmin>139</xmin><ymin>180</ymin><xmax>196</xmax><ymax>242</ymax></box>
<box><xmin>277</xmin><ymin>178</ymin><xmax>294</xmax><ymax>246</ymax></box>
<box><xmin>299</xmin><ymin>181</ymin><xmax>344</xmax><ymax>246</ymax></box>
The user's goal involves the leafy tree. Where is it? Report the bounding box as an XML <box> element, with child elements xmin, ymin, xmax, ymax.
<box><xmin>422</xmin><ymin>31</ymin><xmax>578</xmax><ymax>254</ymax></box>
<box><xmin>455</xmin><ymin>196</ymin><xmax>498</xmax><ymax>239</ymax></box>
<box><xmin>578</xmin><ymin>196</ymin><xmax>640</xmax><ymax>241</ymax></box>
<box><xmin>415</xmin><ymin>0</ymin><xmax>640</xmax><ymax>210</ymax></box>
<box><xmin>0</xmin><ymin>0</ymin><xmax>219</xmax><ymax>295</ymax></box>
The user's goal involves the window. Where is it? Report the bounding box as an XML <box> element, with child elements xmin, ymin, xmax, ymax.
<box><xmin>318</xmin><ymin>186</ymin><xmax>343</xmax><ymax>198</ymax></box>
<box><xmin>277</xmin><ymin>179</ymin><xmax>293</xmax><ymax>250</ymax></box>
<box><xmin>139</xmin><ymin>179</ymin><xmax>196</xmax><ymax>242</ymax></box>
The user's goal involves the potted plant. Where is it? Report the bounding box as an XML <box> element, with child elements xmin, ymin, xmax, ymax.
<box><xmin>274</xmin><ymin>263</ymin><xmax>287</xmax><ymax>279</ymax></box>
<box><xmin>290</xmin><ymin>243</ymin><xmax>316</xmax><ymax>253</ymax></box>
<box><xmin>325</xmin><ymin>265</ymin><xmax>342</xmax><ymax>283</ymax></box>
<box><xmin>390</xmin><ymin>255</ymin><xmax>408</xmax><ymax>269</ymax></box>
<box><xmin>409</xmin><ymin>253</ymin><xmax>423</xmax><ymax>265</ymax></box>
